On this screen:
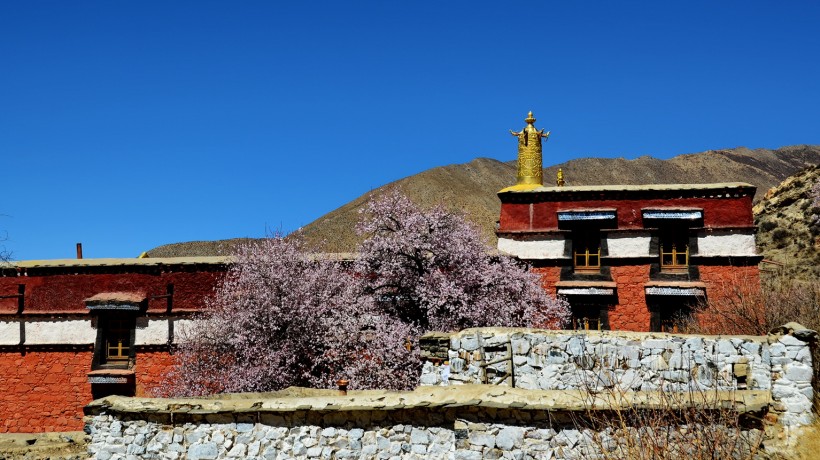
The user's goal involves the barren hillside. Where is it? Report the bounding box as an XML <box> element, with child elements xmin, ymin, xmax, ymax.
<box><xmin>147</xmin><ymin>145</ymin><xmax>820</xmax><ymax>257</ymax></box>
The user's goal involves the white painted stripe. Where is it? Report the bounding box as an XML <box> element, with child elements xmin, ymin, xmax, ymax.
<box><xmin>0</xmin><ymin>321</ymin><xmax>20</xmax><ymax>345</ymax></box>
<box><xmin>171</xmin><ymin>318</ymin><xmax>201</xmax><ymax>344</ymax></box>
<box><xmin>606</xmin><ymin>235</ymin><xmax>652</xmax><ymax>258</ymax></box>
<box><xmin>25</xmin><ymin>319</ymin><xmax>96</xmax><ymax>345</ymax></box>
<box><xmin>135</xmin><ymin>319</ymin><xmax>169</xmax><ymax>345</ymax></box>
<box><xmin>497</xmin><ymin>236</ymin><xmax>567</xmax><ymax>259</ymax></box>
<box><xmin>697</xmin><ymin>233</ymin><xmax>757</xmax><ymax>257</ymax></box>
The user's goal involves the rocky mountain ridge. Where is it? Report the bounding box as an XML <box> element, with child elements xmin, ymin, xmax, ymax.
<box><xmin>146</xmin><ymin>144</ymin><xmax>820</xmax><ymax>258</ymax></box>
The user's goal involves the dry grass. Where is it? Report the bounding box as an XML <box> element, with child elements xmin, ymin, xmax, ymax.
<box><xmin>790</xmin><ymin>412</ymin><xmax>820</xmax><ymax>460</ymax></box>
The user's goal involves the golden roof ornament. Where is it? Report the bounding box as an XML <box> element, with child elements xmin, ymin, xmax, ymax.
<box><xmin>556</xmin><ymin>168</ymin><xmax>565</xmax><ymax>187</ymax></box>
<box><xmin>509</xmin><ymin>111</ymin><xmax>550</xmax><ymax>190</ymax></box>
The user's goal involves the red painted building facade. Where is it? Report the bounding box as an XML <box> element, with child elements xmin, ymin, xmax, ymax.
<box><xmin>0</xmin><ymin>257</ymin><xmax>227</xmax><ymax>432</ymax></box>
<box><xmin>497</xmin><ymin>182</ymin><xmax>762</xmax><ymax>331</ymax></box>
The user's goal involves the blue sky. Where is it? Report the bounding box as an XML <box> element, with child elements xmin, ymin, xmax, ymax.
<box><xmin>2</xmin><ymin>1</ymin><xmax>819</xmax><ymax>260</ymax></box>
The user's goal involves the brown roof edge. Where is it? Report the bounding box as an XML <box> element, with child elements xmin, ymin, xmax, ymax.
<box><xmin>85</xmin><ymin>291</ymin><xmax>147</xmax><ymax>304</ymax></box>
<box><xmin>12</xmin><ymin>256</ymin><xmax>232</xmax><ymax>269</ymax></box>
<box><xmin>500</xmin><ymin>182</ymin><xmax>756</xmax><ymax>195</ymax></box>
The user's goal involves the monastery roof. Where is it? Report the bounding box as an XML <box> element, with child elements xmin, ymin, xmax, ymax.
<box><xmin>1</xmin><ymin>253</ymin><xmax>358</xmax><ymax>271</ymax></box>
<box><xmin>499</xmin><ymin>182</ymin><xmax>755</xmax><ymax>195</ymax></box>
<box><xmin>5</xmin><ymin>256</ymin><xmax>231</xmax><ymax>269</ymax></box>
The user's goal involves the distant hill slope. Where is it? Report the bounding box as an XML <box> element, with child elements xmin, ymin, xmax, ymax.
<box><xmin>753</xmin><ymin>164</ymin><xmax>820</xmax><ymax>280</ymax></box>
<box><xmin>146</xmin><ymin>144</ymin><xmax>820</xmax><ymax>257</ymax></box>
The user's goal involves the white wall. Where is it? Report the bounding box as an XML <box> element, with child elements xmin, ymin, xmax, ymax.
<box><xmin>497</xmin><ymin>236</ymin><xmax>566</xmax><ymax>259</ymax></box>
<box><xmin>697</xmin><ymin>232</ymin><xmax>757</xmax><ymax>257</ymax></box>
<box><xmin>606</xmin><ymin>233</ymin><xmax>651</xmax><ymax>258</ymax></box>
<box><xmin>135</xmin><ymin>319</ymin><xmax>169</xmax><ymax>345</ymax></box>
<box><xmin>0</xmin><ymin>320</ymin><xmax>20</xmax><ymax>345</ymax></box>
<box><xmin>25</xmin><ymin>319</ymin><xmax>96</xmax><ymax>345</ymax></box>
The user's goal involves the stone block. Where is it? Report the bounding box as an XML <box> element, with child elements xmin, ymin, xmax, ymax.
<box><xmin>469</xmin><ymin>431</ymin><xmax>495</xmax><ymax>448</ymax></box>
<box><xmin>741</xmin><ymin>341</ymin><xmax>761</xmax><ymax>355</ymax></box>
<box><xmin>496</xmin><ymin>427</ymin><xmax>524</xmax><ymax>450</ymax></box>
<box><xmin>769</xmin><ymin>343</ymin><xmax>786</xmax><ymax>357</ymax></box>
<box><xmin>461</xmin><ymin>335</ymin><xmax>479</xmax><ymax>351</ymax></box>
<box><xmin>187</xmin><ymin>442</ymin><xmax>219</xmax><ymax>460</ymax></box>
<box><xmin>511</xmin><ymin>337</ymin><xmax>530</xmax><ymax>355</ymax></box>
<box><xmin>784</xmin><ymin>363</ymin><xmax>813</xmax><ymax>383</ymax></box>
<box><xmin>779</xmin><ymin>335</ymin><xmax>806</xmax><ymax>346</ymax></box>
<box><xmin>410</xmin><ymin>428</ymin><xmax>429</xmax><ymax>444</ymax></box>
<box><xmin>485</xmin><ymin>334</ymin><xmax>509</xmax><ymax>346</ymax></box>
<box><xmin>716</xmin><ymin>339</ymin><xmax>737</xmax><ymax>356</ymax></box>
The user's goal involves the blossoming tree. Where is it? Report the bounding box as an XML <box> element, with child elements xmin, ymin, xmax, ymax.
<box><xmin>159</xmin><ymin>192</ymin><xmax>568</xmax><ymax>396</ymax></box>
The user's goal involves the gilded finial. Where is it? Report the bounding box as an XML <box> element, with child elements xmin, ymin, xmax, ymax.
<box><xmin>507</xmin><ymin>111</ymin><xmax>550</xmax><ymax>190</ymax></box>
<box><xmin>556</xmin><ymin>168</ymin><xmax>565</xmax><ymax>187</ymax></box>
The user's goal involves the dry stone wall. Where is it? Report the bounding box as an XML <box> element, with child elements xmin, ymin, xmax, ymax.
<box><xmin>84</xmin><ymin>386</ymin><xmax>769</xmax><ymax>460</ymax></box>
<box><xmin>84</xmin><ymin>325</ymin><xmax>816</xmax><ymax>459</ymax></box>
<box><xmin>419</xmin><ymin>326</ymin><xmax>816</xmax><ymax>426</ymax></box>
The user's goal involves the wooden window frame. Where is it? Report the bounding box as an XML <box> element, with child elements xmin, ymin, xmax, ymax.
<box><xmin>573</xmin><ymin>230</ymin><xmax>602</xmax><ymax>273</ymax></box>
<box><xmin>92</xmin><ymin>314</ymin><xmax>136</xmax><ymax>370</ymax></box>
<box><xmin>659</xmin><ymin>230</ymin><xmax>689</xmax><ymax>272</ymax></box>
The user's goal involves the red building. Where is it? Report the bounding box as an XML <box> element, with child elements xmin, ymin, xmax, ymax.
<box><xmin>499</xmin><ymin>113</ymin><xmax>761</xmax><ymax>331</ymax></box>
<box><xmin>0</xmin><ymin>257</ymin><xmax>227</xmax><ymax>432</ymax></box>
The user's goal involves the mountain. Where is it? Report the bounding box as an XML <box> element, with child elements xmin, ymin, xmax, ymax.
<box><xmin>146</xmin><ymin>145</ymin><xmax>820</xmax><ymax>257</ymax></box>
<box><xmin>753</xmin><ymin>164</ymin><xmax>820</xmax><ymax>280</ymax></box>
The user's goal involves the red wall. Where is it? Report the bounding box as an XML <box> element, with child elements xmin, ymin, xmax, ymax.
<box><xmin>0</xmin><ymin>265</ymin><xmax>226</xmax><ymax>432</ymax></box>
<box><xmin>500</xmin><ymin>196</ymin><xmax>754</xmax><ymax>232</ymax></box>
<box><xmin>0</xmin><ymin>270</ymin><xmax>222</xmax><ymax>314</ymax></box>
<box><xmin>0</xmin><ymin>351</ymin><xmax>93</xmax><ymax>432</ymax></box>
<box><xmin>0</xmin><ymin>349</ymin><xmax>188</xmax><ymax>432</ymax></box>
<box><xmin>134</xmin><ymin>351</ymin><xmax>178</xmax><ymax>397</ymax></box>
<box><xmin>608</xmin><ymin>265</ymin><xmax>652</xmax><ymax>331</ymax></box>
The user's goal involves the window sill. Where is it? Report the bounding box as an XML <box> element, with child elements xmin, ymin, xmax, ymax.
<box><xmin>87</xmin><ymin>369</ymin><xmax>135</xmax><ymax>384</ymax></box>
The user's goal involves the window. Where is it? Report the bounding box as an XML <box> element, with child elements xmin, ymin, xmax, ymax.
<box><xmin>94</xmin><ymin>315</ymin><xmax>135</xmax><ymax>369</ymax></box>
<box><xmin>569</xmin><ymin>304</ymin><xmax>607</xmax><ymax>331</ymax></box>
<box><xmin>659</xmin><ymin>229</ymin><xmax>689</xmax><ymax>271</ymax></box>
<box><xmin>573</xmin><ymin>229</ymin><xmax>601</xmax><ymax>272</ymax></box>
<box><xmin>104</xmin><ymin>318</ymin><xmax>132</xmax><ymax>363</ymax></box>
<box><xmin>650</xmin><ymin>300</ymin><xmax>693</xmax><ymax>333</ymax></box>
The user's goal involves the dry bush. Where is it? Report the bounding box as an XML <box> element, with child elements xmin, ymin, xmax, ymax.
<box><xmin>571</xmin><ymin>368</ymin><xmax>766</xmax><ymax>459</ymax></box>
<box><xmin>682</xmin><ymin>272</ymin><xmax>820</xmax><ymax>407</ymax></box>
<box><xmin>682</xmin><ymin>273</ymin><xmax>820</xmax><ymax>337</ymax></box>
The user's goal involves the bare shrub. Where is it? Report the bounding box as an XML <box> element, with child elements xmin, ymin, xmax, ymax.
<box><xmin>570</xmin><ymin>354</ymin><xmax>765</xmax><ymax>459</ymax></box>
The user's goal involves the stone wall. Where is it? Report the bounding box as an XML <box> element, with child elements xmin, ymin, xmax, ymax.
<box><xmin>84</xmin><ymin>386</ymin><xmax>769</xmax><ymax>460</ymax></box>
<box><xmin>419</xmin><ymin>325</ymin><xmax>816</xmax><ymax>427</ymax></box>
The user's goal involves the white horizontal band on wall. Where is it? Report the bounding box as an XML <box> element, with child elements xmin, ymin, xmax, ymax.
<box><xmin>25</xmin><ymin>319</ymin><xmax>97</xmax><ymax>345</ymax></box>
<box><xmin>0</xmin><ymin>321</ymin><xmax>20</xmax><ymax>345</ymax></box>
<box><xmin>606</xmin><ymin>234</ymin><xmax>652</xmax><ymax>258</ymax></box>
<box><xmin>135</xmin><ymin>319</ymin><xmax>169</xmax><ymax>345</ymax></box>
<box><xmin>697</xmin><ymin>232</ymin><xmax>757</xmax><ymax>257</ymax></box>
<box><xmin>1</xmin><ymin>317</ymin><xmax>200</xmax><ymax>346</ymax></box>
<box><xmin>497</xmin><ymin>236</ymin><xmax>567</xmax><ymax>259</ymax></box>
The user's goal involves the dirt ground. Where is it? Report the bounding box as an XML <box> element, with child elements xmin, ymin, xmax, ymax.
<box><xmin>0</xmin><ymin>432</ymin><xmax>87</xmax><ymax>460</ymax></box>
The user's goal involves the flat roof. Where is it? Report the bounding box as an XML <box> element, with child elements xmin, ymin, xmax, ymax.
<box><xmin>1</xmin><ymin>252</ymin><xmax>358</xmax><ymax>269</ymax></box>
<box><xmin>4</xmin><ymin>256</ymin><xmax>231</xmax><ymax>269</ymax></box>
<box><xmin>500</xmin><ymin>182</ymin><xmax>755</xmax><ymax>194</ymax></box>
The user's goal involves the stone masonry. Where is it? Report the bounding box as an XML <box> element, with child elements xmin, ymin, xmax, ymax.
<box><xmin>419</xmin><ymin>325</ymin><xmax>817</xmax><ymax>427</ymax></box>
<box><xmin>85</xmin><ymin>386</ymin><xmax>769</xmax><ymax>460</ymax></box>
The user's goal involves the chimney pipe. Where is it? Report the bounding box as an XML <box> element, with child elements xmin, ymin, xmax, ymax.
<box><xmin>76</xmin><ymin>243</ymin><xmax>83</xmax><ymax>259</ymax></box>
<box><xmin>336</xmin><ymin>378</ymin><xmax>349</xmax><ymax>396</ymax></box>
